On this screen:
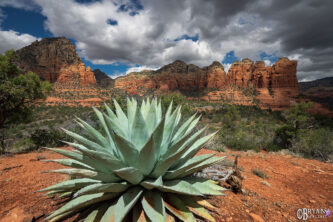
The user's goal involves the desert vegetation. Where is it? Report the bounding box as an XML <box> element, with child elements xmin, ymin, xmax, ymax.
<box><xmin>2</xmin><ymin>93</ymin><xmax>333</xmax><ymax>162</ymax></box>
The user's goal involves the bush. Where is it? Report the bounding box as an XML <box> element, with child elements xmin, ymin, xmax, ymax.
<box><xmin>273</xmin><ymin>124</ymin><xmax>296</xmax><ymax>149</ymax></box>
<box><xmin>290</xmin><ymin>128</ymin><xmax>333</xmax><ymax>161</ymax></box>
<box><xmin>30</xmin><ymin>128</ymin><xmax>70</xmax><ymax>148</ymax></box>
<box><xmin>11</xmin><ymin>138</ymin><xmax>36</xmax><ymax>152</ymax></box>
<box><xmin>252</xmin><ymin>168</ymin><xmax>269</xmax><ymax>178</ymax></box>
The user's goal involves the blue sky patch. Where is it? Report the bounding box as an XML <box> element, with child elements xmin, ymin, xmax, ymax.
<box><xmin>174</xmin><ymin>34</ymin><xmax>199</xmax><ymax>42</ymax></box>
<box><xmin>259</xmin><ymin>51</ymin><xmax>279</xmax><ymax>63</ymax></box>
<box><xmin>117</xmin><ymin>0</ymin><xmax>143</xmax><ymax>16</ymax></box>
<box><xmin>107</xmin><ymin>19</ymin><xmax>118</xmax><ymax>26</ymax></box>
<box><xmin>222</xmin><ymin>51</ymin><xmax>239</xmax><ymax>64</ymax></box>
<box><xmin>0</xmin><ymin>7</ymin><xmax>52</xmax><ymax>37</ymax></box>
<box><xmin>81</xmin><ymin>57</ymin><xmax>131</xmax><ymax>77</ymax></box>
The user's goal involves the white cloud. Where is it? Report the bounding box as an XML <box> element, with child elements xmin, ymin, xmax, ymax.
<box><xmin>0</xmin><ymin>30</ymin><xmax>39</xmax><ymax>53</ymax></box>
<box><xmin>223</xmin><ymin>63</ymin><xmax>232</xmax><ymax>73</ymax></box>
<box><xmin>126</xmin><ymin>65</ymin><xmax>159</xmax><ymax>74</ymax></box>
<box><xmin>1</xmin><ymin>0</ymin><xmax>331</xmax><ymax>80</ymax></box>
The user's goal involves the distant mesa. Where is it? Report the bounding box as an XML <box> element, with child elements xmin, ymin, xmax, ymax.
<box><xmin>13</xmin><ymin>37</ymin><xmax>299</xmax><ymax>110</ymax></box>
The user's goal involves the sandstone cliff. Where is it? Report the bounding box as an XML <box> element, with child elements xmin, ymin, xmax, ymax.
<box><xmin>14</xmin><ymin>37</ymin><xmax>96</xmax><ymax>86</ymax></box>
<box><xmin>114</xmin><ymin>58</ymin><xmax>299</xmax><ymax>109</ymax></box>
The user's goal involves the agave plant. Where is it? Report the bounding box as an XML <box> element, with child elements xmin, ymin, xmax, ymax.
<box><xmin>41</xmin><ymin>98</ymin><xmax>226</xmax><ymax>222</ymax></box>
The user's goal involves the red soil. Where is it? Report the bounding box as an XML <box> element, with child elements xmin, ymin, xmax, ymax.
<box><xmin>0</xmin><ymin>148</ymin><xmax>332</xmax><ymax>222</ymax></box>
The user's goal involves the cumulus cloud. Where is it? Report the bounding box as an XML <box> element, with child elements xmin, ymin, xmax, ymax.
<box><xmin>126</xmin><ymin>65</ymin><xmax>159</xmax><ymax>74</ymax></box>
<box><xmin>1</xmin><ymin>0</ymin><xmax>333</xmax><ymax>81</ymax></box>
<box><xmin>0</xmin><ymin>30</ymin><xmax>39</xmax><ymax>53</ymax></box>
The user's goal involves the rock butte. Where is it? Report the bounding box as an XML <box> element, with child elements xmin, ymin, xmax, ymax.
<box><xmin>14</xmin><ymin>37</ymin><xmax>299</xmax><ymax>110</ymax></box>
<box><xmin>14</xmin><ymin>37</ymin><xmax>96</xmax><ymax>86</ymax></box>
<box><xmin>114</xmin><ymin>58</ymin><xmax>299</xmax><ymax>110</ymax></box>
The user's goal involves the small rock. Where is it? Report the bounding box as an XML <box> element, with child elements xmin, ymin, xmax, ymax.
<box><xmin>249</xmin><ymin>213</ymin><xmax>265</xmax><ymax>222</ymax></box>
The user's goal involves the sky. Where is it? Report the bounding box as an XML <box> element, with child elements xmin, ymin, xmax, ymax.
<box><xmin>0</xmin><ymin>0</ymin><xmax>332</xmax><ymax>81</ymax></box>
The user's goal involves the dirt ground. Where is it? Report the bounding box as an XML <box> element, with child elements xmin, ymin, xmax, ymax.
<box><xmin>0</xmin><ymin>148</ymin><xmax>332</xmax><ymax>222</ymax></box>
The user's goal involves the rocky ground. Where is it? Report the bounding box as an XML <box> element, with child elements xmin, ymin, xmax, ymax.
<box><xmin>0</xmin><ymin>148</ymin><xmax>332</xmax><ymax>222</ymax></box>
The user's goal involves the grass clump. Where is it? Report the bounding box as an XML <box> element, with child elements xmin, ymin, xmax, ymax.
<box><xmin>252</xmin><ymin>168</ymin><xmax>269</xmax><ymax>179</ymax></box>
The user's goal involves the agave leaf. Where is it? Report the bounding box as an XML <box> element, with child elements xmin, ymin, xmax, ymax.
<box><xmin>57</xmin><ymin>191</ymin><xmax>73</xmax><ymax>199</ymax></box>
<box><xmin>184</xmin><ymin>177</ymin><xmax>223</xmax><ymax>195</ymax></box>
<box><xmin>169</xmin><ymin>127</ymin><xmax>207</xmax><ymax>169</ymax></box>
<box><xmin>132</xmin><ymin>202</ymin><xmax>150</xmax><ymax>222</ymax></box>
<box><xmin>165</xmin><ymin>100</ymin><xmax>173</xmax><ymax>121</ymax></box>
<box><xmin>144</xmin><ymin>100</ymin><xmax>157</xmax><ymax>133</ymax></box>
<box><xmin>76</xmin><ymin>117</ymin><xmax>111</xmax><ymax>150</ymax></box>
<box><xmin>166</xmin><ymin>213</ymin><xmax>176</xmax><ymax>222</ymax></box>
<box><xmin>175</xmin><ymin>106</ymin><xmax>182</xmax><ymax>127</ymax></box>
<box><xmin>138</xmin><ymin>134</ymin><xmax>155</xmax><ymax>176</ymax></box>
<box><xmin>164</xmin><ymin>194</ymin><xmax>196</xmax><ymax>222</ymax></box>
<box><xmin>176</xmin><ymin>156</ymin><xmax>225</xmax><ymax>179</ymax></box>
<box><xmin>156</xmin><ymin>99</ymin><xmax>162</xmax><ymax>124</ymax></box>
<box><xmin>46</xmin><ymin>192</ymin><xmax>118</xmax><ymax>221</ymax></box>
<box><xmin>160</xmin><ymin>124</ymin><xmax>198</xmax><ymax>160</ymax></box>
<box><xmin>101</xmin><ymin>187</ymin><xmax>143</xmax><ymax>222</ymax></box>
<box><xmin>47</xmin><ymin>168</ymin><xmax>98</xmax><ymax>177</ymax></box>
<box><xmin>39</xmin><ymin>178</ymin><xmax>100</xmax><ymax>192</ymax></box>
<box><xmin>141</xmin><ymin>190</ymin><xmax>166</xmax><ymax>222</ymax></box>
<box><xmin>113</xmin><ymin>132</ymin><xmax>139</xmax><ymax>167</ymax></box>
<box><xmin>173</xmin><ymin>131</ymin><xmax>217</xmax><ymax>168</ymax></box>
<box><xmin>64</xmin><ymin>142</ymin><xmax>125</xmax><ymax>171</ymax></box>
<box><xmin>43</xmin><ymin>159</ymin><xmax>93</xmax><ymax>170</ymax></box>
<box><xmin>171</xmin><ymin>113</ymin><xmax>197</xmax><ymax>143</ymax></box>
<box><xmin>84</xmin><ymin>202</ymin><xmax>109</xmax><ymax>222</ymax></box>
<box><xmin>75</xmin><ymin>181</ymin><xmax>130</xmax><ymax>197</ymax></box>
<box><xmin>160</xmin><ymin>106</ymin><xmax>181</xmax><ymax>153</ymax></box>
<box><xmin>140</xmin><ymin>176</ymin><xmax>163</xmax><ymax>190</ymax></box>
<box><xmin>92</xmin><ymin>107</ymin><xmax>118</xmax><ymax>155</ymax></box>
<box><xmin>164</xmin><ymin>154</ymin><xmax>215</xmax><ymax>180</ymax></box>
<box><xmin>152</xmin><ymin>118</ymin><xmax>165</xmax><ymax>160</ymax></box>
<box><xmin>62</xmin><ymin>128</ymin><xmax>106</xmax><ymax>152</ymax></box>
<box><xmin>141</xmin><ymin>179</ymin><xmax>202</xmax><ymax>196</ymax></box>
<box><xmin>130</xmin><ymin>104</ymin><xmax>149</xmax><ymax>148</ymax></box>
<box><xmin>127</xmin><ymin>97</ymin><xmax>137</xmax><ymax>133</ymax></box>
<box><xmin>181</xmin><ymin>196</ymin><xmax>216</xmax><ymax>222</ymax></box>
<box><xmin>103</xmin><ymin>112</ymin><xmax>127</xmax><ymax>139</ymax></box>
<box><xmin>113</xmin><ymin>98</ymin><xmax>128</xmax><ymax>128</ymax></box>
<box><xmin>47</xmin><ymin>169</ymin><xmax>120</xmax><ymax>183</ymax></box>
<box><xmin>192</xmin><ymin>196</ymin><xmax>217</xmax><ymax>210</ymax></box>
<box><xmin>173</xmin><ymin>115</ymin><xmax>201</xmax><ymax>147</ymax></box>
<box><xmin>150</xmin><ymin>127</ymin><xmax>206</xmax><ymax>178</ymax></box>
<box><xmin>114</xmin><ymin>167</ymin><xmax>144</xmax><ymax>185</ymax></box>
<box><xmin>49</xmin><ymin>210</ymin><xmax>77</xmax><ymax>222</ymax></box>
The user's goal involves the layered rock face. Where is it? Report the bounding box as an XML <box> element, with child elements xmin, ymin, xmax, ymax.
<box><xmin>14</xmin><ymin>37</ymin><xmax>96</xmax><ymax>86</ymax></box>
<box><xmin>114</xmin><ymin>60</ymin><xmax>227</xmax><ymax>94</ymax></box>
<box><xmin>93</xmin><ymin>69</ymin><xmax>114</xmax><ymax>87</ymax></box>
<box><xmin>114</xmin><ymin>58</ymin><xmax>299</xmax><ymax>109</ymax></box>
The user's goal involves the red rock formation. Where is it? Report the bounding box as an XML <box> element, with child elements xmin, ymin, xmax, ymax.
<box><xmin>14</xmin><ymin>37</ymin><xmax>96</xmax><ymax>86</ymax></box>
<box><xmin>13</xmin><ymin>37</ymin><xmax>299</xmax><ymax>110</ymax></box>
<box><xmin>56</xmin><ymin>63</ymin><xmax>96</xmax><ymax>87</ymax></box>
<box><xmin>227</xmin><ymin>58</ymin><xmax>254</xmax><ymax>88</ymax></box>
<box><xmin>114</xmin><ymin>58</ymin><xmax>299</xmax><ymax>110</ymax></box>
<box><xmin>206</xmin><ymin>61</ymin><xmax>227</xmax><ymax>89</ymax></box>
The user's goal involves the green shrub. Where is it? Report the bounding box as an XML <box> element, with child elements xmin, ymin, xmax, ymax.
<box><xmin>11</xmin><ymin>138</ymin><xmax>36</xmax><ymax>152</ymax></box>
<box><xmin>291</xmin><ymin>128</ymin><xmax>333</xmax><ymax>161</ymax></box>
<box><xmin>30</xmin><ymin>128</ymin><xmax>70</xmax><ymax>148</ymax></box>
